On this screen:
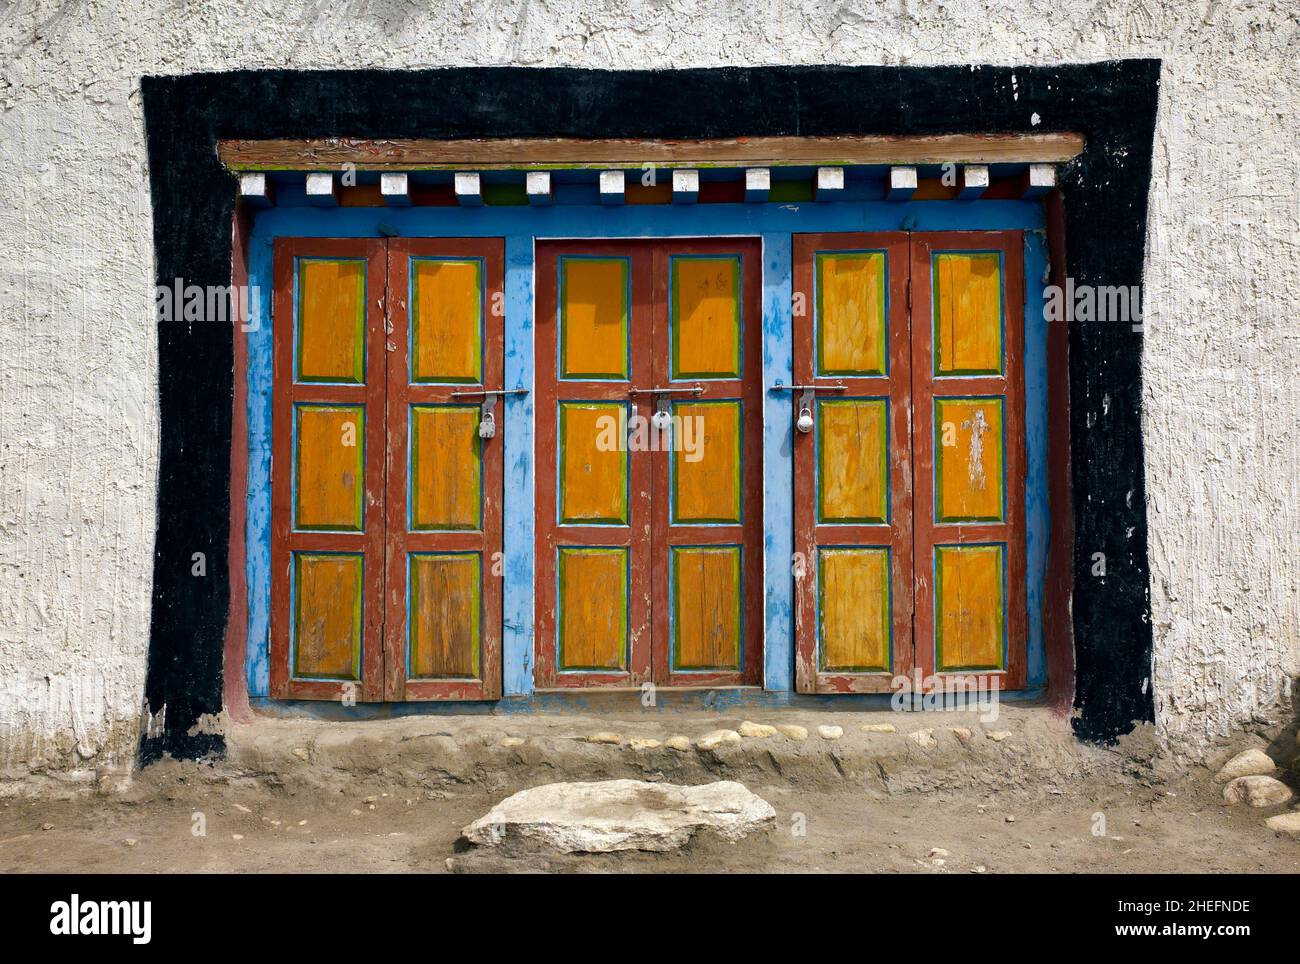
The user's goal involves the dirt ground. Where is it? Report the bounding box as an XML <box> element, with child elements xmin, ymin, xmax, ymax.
<box><xmin>2</xmin><ymin>706</ymin><xmax>1298</xmax><ymax>873</ymax></box>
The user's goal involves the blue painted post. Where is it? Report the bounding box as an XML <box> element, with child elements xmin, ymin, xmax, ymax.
<box><xmin>502</xmin><ymin>234</ymin><xmax>536</xmax><ymax>696</ymax></box>
<box><xmin>761</xmin><ymin>233</ymin><xmax>794</xmax><ymax>692</ymax></box>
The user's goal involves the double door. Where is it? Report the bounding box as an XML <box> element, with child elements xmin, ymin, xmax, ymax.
<box><xmin>533</xmin><ymin>240</ymin><xmax>764</xmax><ymax>688</ymax></box>
<box><xmin>269</xmin><ymin>237</ymin><xmax>503</xmax><ymax>701</ymax></box>
<box><xmin>792</xmin><ymin>231</ymin><xmax>1028</xmax><ymax>693</ymax></box>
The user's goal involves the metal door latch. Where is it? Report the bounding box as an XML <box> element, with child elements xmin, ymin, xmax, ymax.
<box><xmin>770</xmin><ymin>381</ymin><xmax>847</xmax><ymax>434</ymax></box>
<box><xmin>449</xmin><ymin>388</ymin><xmax>530</xmax><ymax>440</ymax></box>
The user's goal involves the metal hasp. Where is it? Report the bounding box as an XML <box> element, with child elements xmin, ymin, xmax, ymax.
<box><xmin>629</xmin><ymin>383</ymin><xmax>704</xmax><ymax>432</ymax></box>
<box><xmin>449</xmin><ymin>388</ymin><xmax>530</xmax><ymax>441</ymax></box>
<box><xmin>771</xmin><ymin>380</ymin><xmax>847</xmax><ymax>434</ymax></box>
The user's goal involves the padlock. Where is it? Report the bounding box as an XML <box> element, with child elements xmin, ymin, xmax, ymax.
<box><xmin>796</xmin><ymin>406</ymin><xmax>814</xmax><ymax>434</ymax></box>
<box><xmin>478</xmin><ymin>406</ymin><xmax>496</xmax><ymax>439</ymax></box>
<box><xmin>651</xmin><ymin>396</ymin><xmax>672</xmax><ymax>432</ymax></box>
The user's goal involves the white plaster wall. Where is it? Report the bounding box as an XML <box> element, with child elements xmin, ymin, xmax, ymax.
<box><xmin>0</xmin><ymin>0</ymin><xmax>1295</xmax><ymax>771</ymax></box>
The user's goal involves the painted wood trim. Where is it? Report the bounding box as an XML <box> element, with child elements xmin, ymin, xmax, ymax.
<box><xmin>217</xmin><ymin>133</ymin><xmax>1086</xmax><ymax>171</ymax></box>
<box><xmin>384</xmin><ymin>238</ymin><xmax>505</xmax><ymax>700</ymax></box>
<box><xmin>910</xmin><ymin>231</ymin><xmax>1028</xmax><ymax>691</ymax></box>
<box><xmin>223</xmin><ymin>203</ymin><xmax>255</xmax><ymax>721</ymax></box>
<box><xmin>792</xmin><ymin>232</ymin><xmax>915</xmax><ymax>694</ymax></box>
<box><xmin>269</xmin><ymin>237</ymin><xmax>388</xmax><ymax>701</ymax></box>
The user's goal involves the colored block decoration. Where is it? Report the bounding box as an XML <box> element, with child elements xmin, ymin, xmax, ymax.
<box><xmin>558</xmin><ymin>402</ymin><xmax>629</xmax><ymax>525</ymax></box>
<box><xmin>292</xmin><ymin>552</ymin><xmax>363</xmax><ymax>680</ymax></box>
<box><xmin>935</xmin><ymin>397</ymin><xmax>1005</xmax><ymax>522</ymax></box>
<box><xmin>672</xmin><ymin>546</ymin><xmax>742</xmax><ymax>671</ymax></box>
<box><xmin>408</xmin><ymin>553</ymin><xmax>481</xmax><ymax>678</ymax></box>
<box><xmin>671</xmin><ymin>255</ymin><xmax>741</xmax><ymax>379</ymax></box>
<box><xmin>293</xmin><ymin>404</ymin><xmax>364</xmax><ymax>531</ymax></box>
<box><xmin>557</xmin><ymin>547</ymin><xmax>629</xmax><ymax>671</ymax></box>
<box><xmin>411</xmin><ymin>258</ymin><xmax>483</xmax><ymax>383</ymax></box>
<box><xmin>410</xmin><ymin>405</ymin><xmax>481</xmax><ymax>531</ymax></box>
<box><xmin>560</xmin><ymin>256</ymin><xmax>629</xmax><ymax>379</ymax></box>
<box><xmin>817</xmin><ymin>398</ymin><xmax>888</xmax><ymax>524</ymax></box>
<box><xmin>818</xmin><ymin>548</ymin><xmax>890</xmax><ymax>672</ymax></box>
<box><xmin>672</xmin><ymin>400</ymin><xmax>742</xmax><ymax>524</ymax></box>
<box><xmin>933</xmin><ymin>252</ymin><xmax>1004</xmax><ymax>375</ymax></box>
<box><xmin>296</xmin><ymin>258</ymin><xmax>366</xmax><ymax>383</ymax></box>
<box><xmin>935</xmin><ymin>544</ymin><xmax>1005</xmax><ymax>671</ymax></box>
<box><xmin>816</xmin><ymin>251</ymin><xmax>887</xmax><ymax>376</ymax></box>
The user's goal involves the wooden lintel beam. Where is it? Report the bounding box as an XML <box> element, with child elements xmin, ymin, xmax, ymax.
<box><xmin>216</xmin><ymin>133</ymin><xmax>1085</xmax><ymax>172</ymax></box>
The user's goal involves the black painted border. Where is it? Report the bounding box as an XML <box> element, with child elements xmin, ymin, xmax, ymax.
<box><xmin>139</xmin><ymin>63</ymin><xmax>1159</xmax><ymax>761</ymax></box>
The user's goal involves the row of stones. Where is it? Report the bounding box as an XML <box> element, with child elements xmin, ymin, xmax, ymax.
<box><xmin>558</xmin><ymin>721</ymin><xmax>1015</xmax><ymax>752</ymax></box>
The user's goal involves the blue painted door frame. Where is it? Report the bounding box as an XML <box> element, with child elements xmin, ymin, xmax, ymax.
<box><xmin>243</xmin><ymin>196</ymin><xmax>1048</xmax><ymax>702</ymax></box>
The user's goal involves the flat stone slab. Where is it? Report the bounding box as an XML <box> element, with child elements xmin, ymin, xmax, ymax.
<box><xmin>462</xmin><ymin>779</ymin><xmax>776</xmax><ymax>853</ymax></box>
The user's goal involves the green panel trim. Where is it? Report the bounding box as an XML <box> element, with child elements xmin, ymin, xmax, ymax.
<box><xmin>816</xmin><ymin>546</ymin><xmax>892</xmax><ymax>673</ymax></box>
<box><xmin>670</xmin><ymin>398</ymin><xmax>743</xmax><ymax>525</ymax></box>
<box><xmin>931</xmin><ymin>250</ymin><xmax>1005</xmax><ymax>377</ymax></box>
<box><xmin>408</xmin><ymin>403</ymin><xmax>483</xmax><ymax>531</ymax></box>
<box><xmin>816</xmin><ymin>397</ymin><xmax>889</xmax><ymax>525</ymax></box>
<box><xmin>814</xmin><ymin>250</ymin><xmax>888</xmax><ymax>377</ymax></box>
<box><xmin>294</xmin><ymin>257</ymin><xmax>366</xmax><ymax>385</ymax></box>
<box><xmin>670</xmin><ymin>545</ymin><xmax>743</xmax><ymax>672</ymax></box>
<box><xmin>933</xmin><ymin>395</ymin><xmax>1006</xmax><ymax>523</ymax></box>
<box><xmin>291</xmin><ymin>551</ymin><xmax>363</xmax><ymax>681</ymax></box>
<box><xmin>407</xmin><ymin>551</ymin><xmax>482</xmax><ymax>680</ymax></box>
<box><xmin>482</xmin><ymin>182</ymin><xmax>528</xmax><ymax>206</ymax></box>
<box><xmin>558</xmin><ymin>255</ymin><xmax>630</xmax><ymax>380</ymax></box>
<box><xmin>767</xmin><ymin>178</ymin><xmax>813</xmax><ymax>202</ymax></box>
<box><xmin>934</xmin><ymin>542</ymin><xmax>1006</xmax><ymax>672</ymax></box>
<box><xmin>669</xmin><ymin>254</ymin><xmax>742</xmax><ymax>380</ymax></box>
<box><xmin>558</xmin><ymin>401</ymin><xmax>630</xmax><ymax>525</ymax></box>
<box><xmin>411</xmin><ymin>256</ymin><xmax>484</xmax><ymax>384</ymax></box>
<box><xmin>557</xmin><ymin>546</ymin><xmax>629</xmax><ymax>672</ymax></box>
<box><xmin>292</xmin><ymin>402</ymin><xmax>365</xmax><ymax>532</ymax></box>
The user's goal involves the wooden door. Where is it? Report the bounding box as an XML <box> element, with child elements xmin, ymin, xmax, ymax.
<box><xmin>270</xmin><ymin>239</ymin><xmax>388</xmax><ymax>701</ymax></box>
<box><xmin>383</xmin><ymin>239</ymin><xmax>504</xmax><ymax>700</ymax></box>
<box><xmin>269</xmin><ymin>236</ymin><xmax>504</xmax><ymax>702</ymax></box>
<box><xmin>792</xmin><ymin>231</ymin><xmax>1028</xmax><ymax>693</ymax></box>
<box><xmin>911</xmin><ymin>232</ymin><xmax>1027</xmax><ymax>690</ymax></box>
<box><xmin>651</xmin><ymin>241</ymin><xmax>763</xmax><ymax>687</ymax></box>
<box><xmin>792</xmin><ymin>233</ymin><xmax>915</xmax><ymax>692</ymax></box>
<box><xmin>533</xmin><ymin>239</ymin><xmax>762</xmax><ymax>688</ymax></box>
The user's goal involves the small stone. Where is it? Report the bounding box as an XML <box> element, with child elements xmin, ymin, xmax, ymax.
<box><xmin>738</xmin><ymin>721</ymin><xmax>778</xmax><ymax>738</ymax></box>
<box><xmin>350</xmin><ymin>809</ymin><xmax>362</xmax><ymax>816</ymax></box>
<box><xmin>908</xmin><ymin>728</ymin><xmax>936</xmax><ymax>748</ymax></box>
<box><xmin>1213</xmin><ymin>748</ymin><xmax>1275</xmax><ymax>783</ymax></box>
<box><xmin>232</xmin><ymin>834</ymin><xmax>244</xmax><ymax>841</ymax></box>
<box><xmin>697</xmin><ymin>729</ymin><xmax>742</xmax><ymax>751</ymax></box>
<box><xmin>297</xmin><ymin>819</ymin><xmax>308</xmax><ymax>826</ymax></box>
<box><xmin>292</xmin><ymin>747</ymin><xmax>309</xmax><ymax>760</ymax></box>
<box><xmin>928</xmin><ymin>847</ymin><xmax>950</xmax><ymax>858</ymax></box>
<box><xmin>986</xmin><ymin>731</ymin><xmax>1012</xmax><ymax>742</ymax></box>
<box><xmin>123</xmin><ymin>838</ymin><xmax>138</xmax><ymax>847</ymax></box>
<box><xmin>1222</xmin><ymin>775</ymin><xmax>1294</xmax><ymax>808</ymax></box>
<box><xmin>233</xmin><ymin>803</ymin><xmax>252</xmax><ymax>813</ymax></box>
<box><xmin>586</xmin><ymin>731</ymin><xmax>622</xmax><ymax>745</ymax></box>
<box><xmin>1263</xmin><ymin>812</ymin><xmax>1300</xmax><ymax>837</ymax></box>
<box><xmin>1004</xmin><ymin>815</ymin><xmax>1016</xmax><ymax>823</ymax></box>
<box><xmin>364</xmin><ymin>795</ymin><xmax>378</xmax><ymax>804</ymax></box>
<box><xmin>862</xmin><ymin>723</ymin><xmax>896</xmax><ymax>733</ymax></box>
<box><xmin>949</xmin><ymin>727</ymin><xmax>973</xmax><ymax>744</ymax></box>
<box><xmin>817</xmin><ymin>725</ymin><xmax>844</xmax><ymax>740</ymax></box>
<box><xmin>664</xmin><ymin>735</ymin><xmax>692</xmax><ymax>752</ymax></box>
<box><xmin>41</xmin><ymin>823</ymin><xmax>53</xmax><ymax>831</ymax></box>
<box><xmin>499</xmin><ymin>736</ymin><xmax>525</xmax><ymax>748</ymax></box>
<box><xmin>628</xmin><ymin>738</ymin><xmax>661</xmax><ymax>750</ymax></box>
<box><xmin>973</xmin><ymin>865</ymin><xmax>987</xmax><ymax>874</ymax></box>
<box><xmin>776</xmin><ymin>724</ymin><xmax>808</xmax><ymax>740</ymax></box>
